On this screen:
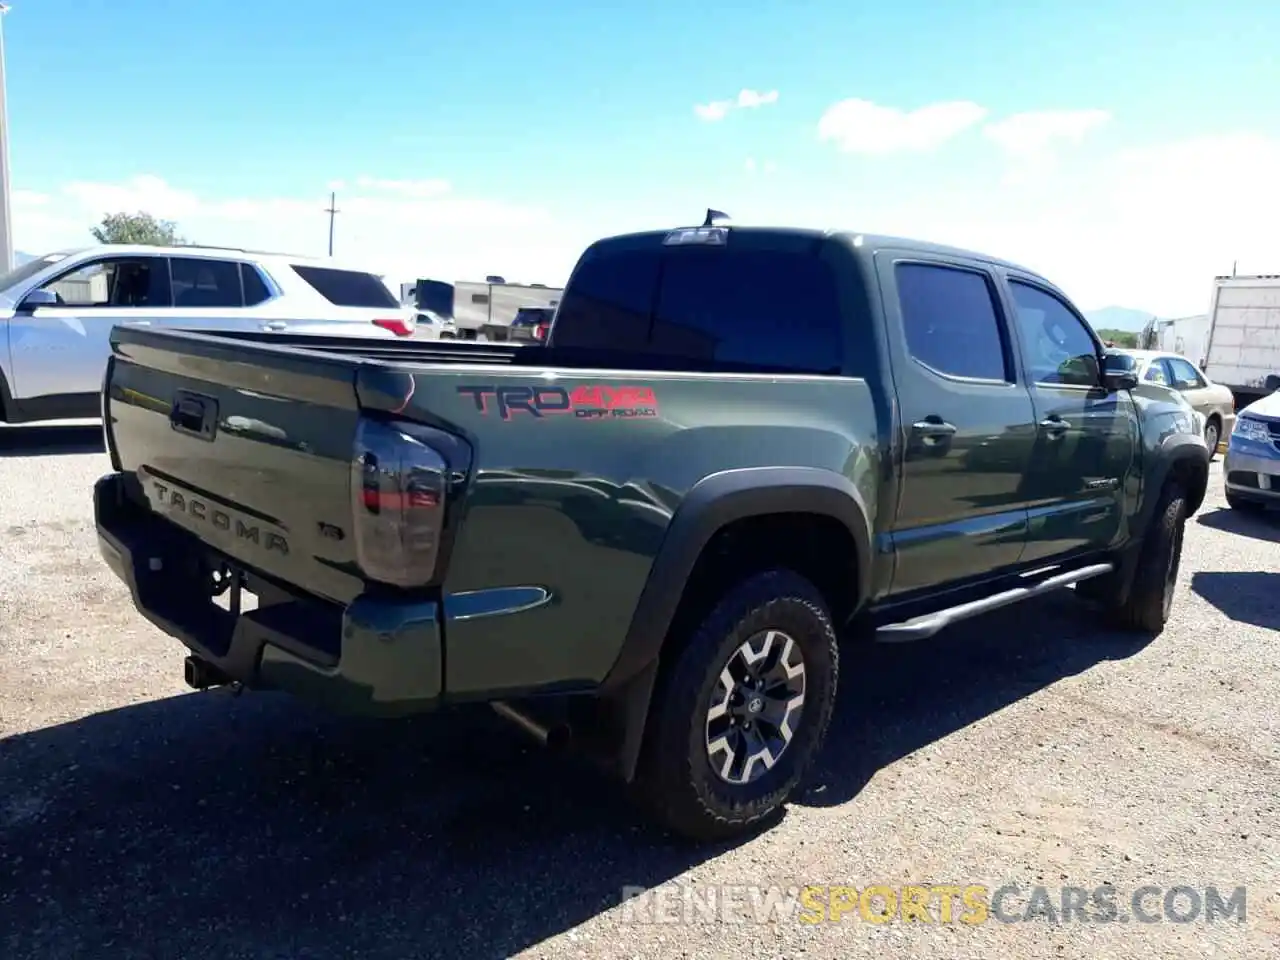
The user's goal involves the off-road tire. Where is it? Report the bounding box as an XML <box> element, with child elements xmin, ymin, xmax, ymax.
<box><xmin>1226</xmin><ymin>492</ymin><xmax>1266</xmax><ymax>513</ymax></box>
<box><xmin>1110</xmin><ymin>483</ymin><xmax>1188</xmax><ymax>635</ymax></box>
<box><xmin>633</xmin><ymin>569</ymin><xmax>839</xmax><ymax>843</ymax></box>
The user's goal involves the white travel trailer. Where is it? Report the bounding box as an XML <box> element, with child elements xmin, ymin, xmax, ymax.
<box><xmin>403</xmin><ymin>275</ymin><xmax>563</xmax><ymax>341</ymax></box>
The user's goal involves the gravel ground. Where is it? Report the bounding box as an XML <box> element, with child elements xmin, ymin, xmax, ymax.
<box><xmin>0</xmin><ymin>423</ymin><xmax>1277</xmax><ymax>960</ymax></box>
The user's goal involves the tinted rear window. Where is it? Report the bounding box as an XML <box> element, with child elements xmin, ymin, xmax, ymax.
<box><xmin>649</xmin><ymin>248</ymin><xmax>841</xmax><ymax>373</ymax></box>
<box><xmin>552</xmin><ymin>248</ymin><xmax>660</xmax><ymax>351</ymax></box>
<box><xmin>291</xmin><ymin>265</ymin><xmax>398</xmax><ymax>308</ymax></box>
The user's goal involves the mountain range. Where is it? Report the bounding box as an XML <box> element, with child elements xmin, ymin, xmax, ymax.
<box><xmin>1082</xmin><ymin>306</ymin><xmax>1156</xmax><ymax>334</ymax></box>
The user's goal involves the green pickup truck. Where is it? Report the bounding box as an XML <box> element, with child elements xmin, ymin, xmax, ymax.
<box><xmin>94</xmin><ymin>219</ymin><xmax>1210</xmax><ymax>842</ymax></box>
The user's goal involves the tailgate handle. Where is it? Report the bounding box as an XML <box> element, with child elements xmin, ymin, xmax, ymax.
<box><xmin>170</xmin><ymin>392</ymin><xmax>218</xmax><ymax>441</ymax></box>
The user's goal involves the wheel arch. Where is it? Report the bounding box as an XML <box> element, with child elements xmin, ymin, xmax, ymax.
<box><xmin>596</xmin><ymin>466</ymin><xmax>873</xmax><ymax>781</ymax></box>
<box><xmin>1150</xmin><ymin>435</ymin><xmax>1211</xmax><ymax>519</ymax></box>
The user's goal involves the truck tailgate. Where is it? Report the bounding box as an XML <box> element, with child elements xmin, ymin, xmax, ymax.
<box><xmin>105</xmin><ymin>327</ymin><xmax>372</xmax><ymax>605</ymax></box>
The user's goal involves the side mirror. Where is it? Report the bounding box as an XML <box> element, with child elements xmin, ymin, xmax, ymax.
<box><xmin>18</xmin><ymin>289</ymin><xmax>58</xmax><ymax>312</ymax></box>
<box><xmin>1101</xmin><ymin>353</ymin><xmax>1138</xmax><ymax>392</ymax></box>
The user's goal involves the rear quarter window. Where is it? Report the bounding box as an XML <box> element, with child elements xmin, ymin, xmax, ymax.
<box><xmin>291</xmin><ymin>265</ymin><xmax>399</xmax><ymax>308</ymax></box>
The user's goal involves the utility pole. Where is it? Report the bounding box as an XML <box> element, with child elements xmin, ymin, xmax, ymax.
<box><xmin>0</xmin><ymin>4</ymin><xmax>15</xmax><ymax>273</ymax></box>
<box><xmin>324</xmin><ymin>191</ymin><xmax>339</xmax><ymax>256</ymax></box>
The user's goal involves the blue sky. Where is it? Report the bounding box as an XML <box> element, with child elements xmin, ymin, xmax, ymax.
<box><xmin>8</xmin><ymin>0</ymin><xmax>1280</xmax><ymax>314</ymax></box>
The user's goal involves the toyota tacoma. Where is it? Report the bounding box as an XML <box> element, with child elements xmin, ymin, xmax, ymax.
<box><xmin>94</xmin><ymin>218</ymin><xmax>1210</xmax><ymax>841</ymax></box>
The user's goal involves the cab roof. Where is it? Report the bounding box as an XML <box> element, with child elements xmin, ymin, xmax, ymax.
<box><xmin>588</xmin><ymin>223</ymin><xmax>1047</xmax><ymax>280</ymax></box>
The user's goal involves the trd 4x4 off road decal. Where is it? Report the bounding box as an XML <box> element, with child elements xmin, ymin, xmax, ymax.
<box><xmin>457</xmin><ymin>384</ymin><xmax>659</xmax><ymax>421</ymax></box>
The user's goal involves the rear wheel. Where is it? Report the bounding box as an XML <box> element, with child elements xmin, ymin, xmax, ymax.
<box><xmin>633</xmin><ymin>569</ymin><xmax>838</xmax><ymax>842</ymax></box>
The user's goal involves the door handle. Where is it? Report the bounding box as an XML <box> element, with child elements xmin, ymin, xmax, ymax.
<box><xmin>1039</xmin><ymin>417</ymin><xmax>1070</xmax><ymax>437</ymax></box>
<box><xmin>261</xmin><ymin>321</ymin><xmax>287</xmax><ymax>332</ymax></box>
<box><xmin>911</xmin><ymin>418</ymin><xmax>957</xmax><ymax>438</ymax></box>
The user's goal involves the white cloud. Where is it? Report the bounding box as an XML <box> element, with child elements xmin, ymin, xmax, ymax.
<box><xmin>694</xmin><ymin>88</ymin><xmax>779</xmax><ymax>121</ymax></box>
<box><xmin>12</xmin><ymin>174</ymin><xmax>586</xmax><ymax>289</ymax></box>
<box><xmin>982</xmin><ymin>109</ymin><xmax>1112</xmax><ymax>183</ymax></box>
<box><xmin>744</xmin><ymin>158</ymin><xmax>777</xmax><ymax>174</ymax></box>
<box><xmin>984</xmin><ymin>109</ymin><xmax>1112</xmax><ymax>160</ymax></box>
<box><xmin>736</xmin><ymin>89</ymin><xmax>778</xmax><ymax>109</ymax></box>
<box><xmin>17</xmin><ymin>127</ymin><xmax>1280</xmax><ymax>318</ymax></box>
<box><xmin>817</xmin><ymin>98</ymin><xmax>988</xmax><ymax>154</ymax></box>
<box><xmin>853</xmin><ymin>132</ymin><xmax>1280</xmax><ymax>315</ymax></box>
<box><xmin>13</xmin><ymin>189</ymin><xmax>49</xmax><ymax>207</ymax></box>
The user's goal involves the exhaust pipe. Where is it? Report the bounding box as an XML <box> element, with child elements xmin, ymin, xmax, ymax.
<box><xmin>184</xmin><ymin>655</ymin><xmax>231</xmax><ymax>690</ymax></box>
<box><xmin>491</xmin><ymin>700</ymin><xmax>571</xmax><ymax>750</ymax></box>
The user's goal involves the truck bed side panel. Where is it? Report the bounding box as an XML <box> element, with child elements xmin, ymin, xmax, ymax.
<box><xmin>388</xmin><ymin>367</ymin><xmax>880</xmax><ymax>699</ymax></box>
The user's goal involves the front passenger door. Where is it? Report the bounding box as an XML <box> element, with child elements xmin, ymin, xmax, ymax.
<box><xmin>1006</xmin><ymin>278</ymin><xmax>1138</xmax><ymax>564</ymax></box>
<box><xmin>9</xmin><ymin>256</ymin><xmax>170</xmax><ymax>402</ymax></box>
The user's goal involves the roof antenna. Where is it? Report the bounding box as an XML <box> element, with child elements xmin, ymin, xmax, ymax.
<box><xmin>702</xmin><ymin>208</ymin><xmax>730</xmax><ymax>227</ymax></box>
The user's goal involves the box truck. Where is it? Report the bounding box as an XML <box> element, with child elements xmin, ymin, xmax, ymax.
<box><xmin>1201</xmin><ymin>274</ymin><xmax>1280</xmax><ymax>408</ymax></box>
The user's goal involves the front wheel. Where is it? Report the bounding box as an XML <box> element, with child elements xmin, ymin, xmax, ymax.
<box><xmin>633</xmin><ymin>569</ymin><xmax>839</xmax><ymax>842</ymax></box>
<box><xmin>1111</xmin><ymin>483</ymin><xmax>1188</xmax><ymax>635</ymax></box>
<box><xmin>1204</xmin><ymin>420</ymin><xmax>1220</xmax><ymax>461</ymax></box>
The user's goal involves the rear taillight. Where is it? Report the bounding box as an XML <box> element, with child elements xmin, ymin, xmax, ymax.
<box><xmin>373</xmin><ymin>316</ymin><xmax>416</xmax><ymax>337</ymax></box>
<box><xmin>351</xmin><ymin>420</ymin><xmax>450</xmax><ymax>588</ymax></box>
<box><xmin>534</xmin><ymin>321</ymin><xmax>549</xmax><ymax>342</ymax></box>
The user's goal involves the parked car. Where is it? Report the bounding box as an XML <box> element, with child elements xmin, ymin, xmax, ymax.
<box><xmin>1223</xmin><ymin>389</ymin><xmax>1280</xmax><ymax>512</ymax></box>
<box><xmin>1106</xmin><ymin>348</ymin><xmax>1234</xmax><ymax>457</ymax></box>
<box><xmin>409</xmin><ymin>308</ymin><xmax>457</xmax><ymax>340</ymax></box>
<box><xmin>94</xmin><ymin>220</ymin><xmax>1209</xmax><ymax>842</ymax></box>
<box><xmin>0</xmin><ymin>245</ymin><xmax>416</xmax><ymax>424</ymax></box>
<box><xmin>509</xmin><ymin>305</ymin><xmax>555</xmax><ymax>342</ymax></box>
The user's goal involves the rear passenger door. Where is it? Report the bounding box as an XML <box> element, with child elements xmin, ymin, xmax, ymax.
<box><xmin>160</xmin><ymin>257</ymin><xmax>279</xmax><ymax>332</ymax></box>
<box><xmin>1003</xmin><ymin>277</ymin><xmax>1138</xmax><ymax>564</ymax></box>
<box><xmin>877</xmin><ymin>255</ymin><xmax>1038</xmax><ymax>596</ymax></box>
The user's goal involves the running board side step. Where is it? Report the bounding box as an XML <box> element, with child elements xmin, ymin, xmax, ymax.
<box><xmin>874</xmin><ymin>562</ymin><xmax>1114</xmax><ymax>643</ymax></box>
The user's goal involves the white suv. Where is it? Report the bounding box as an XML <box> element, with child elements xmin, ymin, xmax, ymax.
<box><xmin>0</xmin><ymin>245</ymin><xmax>419</xmax><ymax>424</ymax></box>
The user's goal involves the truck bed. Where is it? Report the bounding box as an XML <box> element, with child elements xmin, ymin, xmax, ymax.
<box><xmin>99</xmin><ymin>323</ymin><xmax>876</xmax><ymax>707</ymax></box>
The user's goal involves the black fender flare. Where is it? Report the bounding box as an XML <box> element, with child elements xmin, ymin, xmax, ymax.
<box><xmin>602</xmin><ymin>466</ymin><xmax>874</xmax><ymax>693</ymax></box>
<box><xmin>1143</xmin><ymin>433</ymin><xmax>1211</xmax><ymax>523</ymax></box>
<box><xmin>1108</xmin><ymin>434</ymin><xmax>1210</xmax><ymax>604</ymax></box>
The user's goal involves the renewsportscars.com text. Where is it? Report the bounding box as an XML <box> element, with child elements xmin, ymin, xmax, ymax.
<box><xmin>618</xmin><ymin>882</ymin><xmax>1248</xmax><ymax>926</ymax></box>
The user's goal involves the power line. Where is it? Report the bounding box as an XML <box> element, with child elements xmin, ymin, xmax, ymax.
<box><xmin>0</xmin><ymin>4</ymin><xmax>14</xmax><ymax>273</ymax></box>
<box><xmin>324</xmin><ymin>191</ymin><xmax>340</xmax><ymax>256</ymax></box>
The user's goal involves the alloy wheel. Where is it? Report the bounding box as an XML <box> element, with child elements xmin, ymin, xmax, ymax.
<box><xmin>704</xmin><ymin>630</ymin><xmax>807</xmax><ymax>785</ymax></box>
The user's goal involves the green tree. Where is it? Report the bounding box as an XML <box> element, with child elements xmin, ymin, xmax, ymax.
<box><xmin>90</xmin><ymin>211</ymin><xmax>189</xmax><ymax>246</ymax></box>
